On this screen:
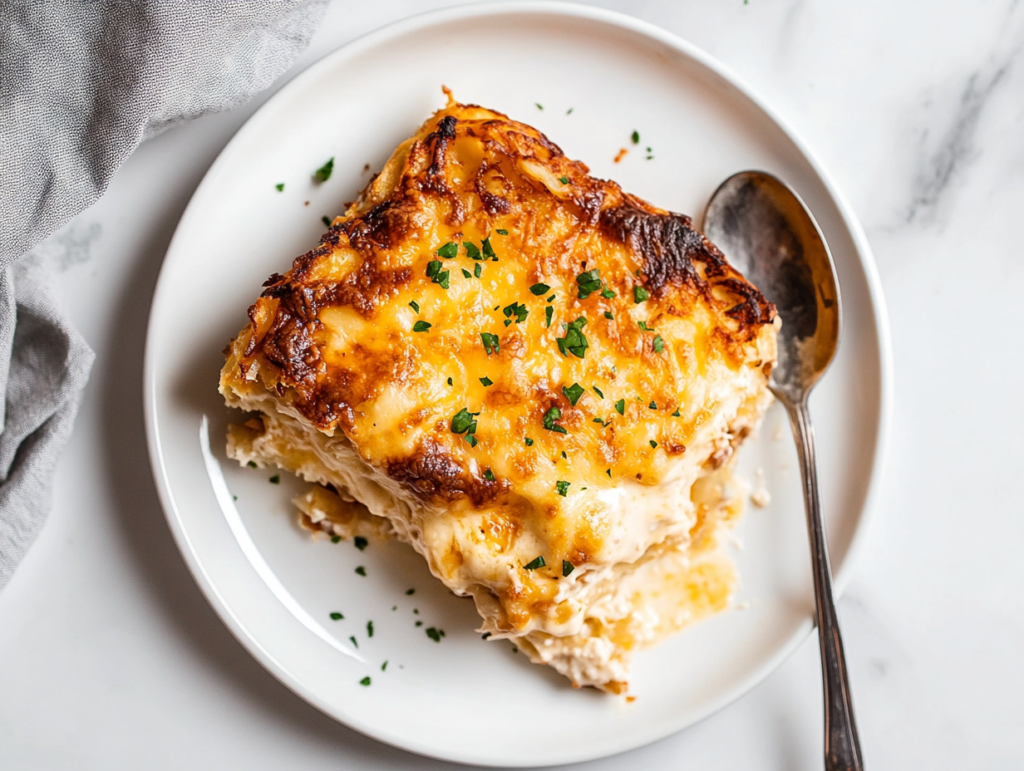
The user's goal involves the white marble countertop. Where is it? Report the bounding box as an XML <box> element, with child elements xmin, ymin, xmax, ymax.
<box><xmin>2</xmin><ymin>1</ymin><xmax>1022</xmax><ymax>768</ymax></box>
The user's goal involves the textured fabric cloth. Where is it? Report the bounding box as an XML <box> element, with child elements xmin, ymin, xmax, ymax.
<box><xmin>0</xmin><ymin>0</ymin><xmax>329</xmax><ymax>589</ymax></box>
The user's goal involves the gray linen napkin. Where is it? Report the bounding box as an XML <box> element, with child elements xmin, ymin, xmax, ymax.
<box><xmin>0</xmin><ymin>0</ymin><xmax>329</xmax><ymax>589</ymax></box>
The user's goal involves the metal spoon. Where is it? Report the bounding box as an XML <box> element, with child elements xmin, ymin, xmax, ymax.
<box><xmin>703</xmin><ymin>171</ymin><xmax>863</xmax><ymax>771</ymax></box>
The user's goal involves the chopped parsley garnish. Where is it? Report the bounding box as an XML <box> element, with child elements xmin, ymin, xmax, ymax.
<box><xmin>465</xmin><ymin>435</ymin><xmax>478</xmax><ymax>447</ymax></box>
<box><xmin>562</xmin><ymin>382</ymin><xmax>585</xmax><ymax>406</ymax></box>
<box><xmin>567</xmin><ymin>107</ymin><xmax>574</xmax><ymax>115</ymax></box>
<box><xmin>650</xmin><ymin>440</ymin><xmax>658</xmax><ymax>449</ymax></box>
<box><xmin>413</xmin><ymin>320</ymin><xmax>431</xmax><ymax>332</ymax></box>
<box><xmin>631</xmin><ymin>130</ymin><xmax>640</xmax><ymax>145</ymax></box>
<box><xmin>535</xmin><ymin>102</ymin><xmax>544</xmax><ymax>110</ymax></box>
<box><xmin>672</xmin><ymin>408</ymin><xmax>681</xmax><ymax>417</ymax></box>
<box><xmin>331</xmin><ymin>535</ymin><xmax>341</xmax><ymax>544</ymax></box>
<box><xmin>381</xmin><ymin>661</ymin><xmax>388</xmax><ymax>671</ymax></box>
<box><xmin>450</xmin><ymin>407</ymin><xmax>479</xmax><ymax>436</ymax></box>
<box><xmin>638</xmin><ymin>320</ymin><xmax>653</xmax><ymax>331</ymax></box>
<box><xmin>562</xmin><ymin>560</ymin><xmax>574</xmax><ymax>577</ymax></box>
<box><xmin>479</xmin><ymin>376</ymin><xmax>493</xmax><ymax>387</ymax></box>
<box><xmin>606</xmin><ymin>468</ymin><xmax>612</xmax><ymax>477</ymax></box>
<box><xmin>480</xmin><ymin>332</ymin><xmax>500</xmax><ymax>355</ymax></box>
<box><xmin>542</xmin><ymin>406</ymin><xmax>567</xmax><ymax>434</ymax></box>
<box><xmin>482</xmin><ymin>632</ymin><xmax>491</xmax><ymax>640</ymax></box>
<box><xmin>555</xmin><ymin>480</ymin><xmax>570</xmax><ymax>497</ymax></box>
<box><xmin>406</xmin><ymin>588</ymin><xmax>415</xmax><ymax>595</ymax></box>
<box><xmin>436</xmin><ymin>241</ymin><xmax>458</xmax><ymax>259</ymax></box>
<box><xmin>604</xmin><ymin>311</ymin><xmax>614</xmax><ymax>320</ymax></box>
<box><xmin>409</xmin><ymin>300</ymin><xmax>420</xmax><ymax>313</ymax></box>
<box><xmin>496</xmin><ymin>229</ymin><xmax>509</xmax><ymax>236</ymax></box>
<box><xmin>464</xmin><ymin>242</ymin><xmax>482</xmax><ymax>260</ymax></box>
<box><xmin>275</xmin><ymin>183</ymin><xmax>284</xmax><ymax>192</ymax></box>
<box><xmin>350</xmin><ymin>636</ymin><xmax>359</xmax><ymax>648</ymax></box>
<box><xmin>547</xmin><ymin>294</ymin><xmax>555</xmax><ymax>302</ymax></box>
<box><xmin>426</xmin><ymin>627</ymin><xmax>445</xmax><ymax>642</ymax></box>
<box><xmin>360</xmin><ymin>676</ymin><xmax>371</xmax><ymax>686</ymax></box>
<box><xmin>461</xmin><ymin>268</ymin><xmax>472</xmax><ymax>279</ymax></box>
<box><xmin>503</xmin><ymin>302</ymin><xmax>529</xmax><ymax>324</ymax></box>
<box><xmin>367</xmin><ymin>621</ymin><xmax>374</xmax><ymax>637</ymax></box>
<box><xmin>593</xmin><ymin>386</ymin><xmax>604</xmax><ymax>399</ymax></box>
<box><xmin>415</xmin><ymin>620</ymin><xmax>422</xmax><ymax>627</ymax></box>
<box><xmin>523</xmin><ymin>556</ymin><xmax>546</xmax><ymax>570</ymax></box>
<box><xmin>556</xmin><ymin>316</ymin><xmax>589</xmax><ymax>358</ymax></box>
<box><xmin>653</xmin><ymin>335</ymin><xmax>665</xmax><ymax>353</ymax></box>
<box><xmin>483</xmin><ymin>469</ymin><xmax>495</xmax><ymax>482</ymax></box>
<box><xmin>474</xmin><ymin>263</ymin><xmax>482</xmax><ymax>278</ymax></box>
<box><xmin>558</xmin><ymin>175</ymin><xmax>569</xmax><ymax>184</ymax></box>
<box><xmin>247</xmin><ymin>460</ymin><xmax>257</xmax><ymax>469</ymax></box>
<box><xmin>426</xmin><ymin>259</ymin><xmax>449</xmax><ymax>288</ymax></box>
<box><xmin>355</xmin><ymin>566</ymin><xmax>366</xmax><ymax>576</ymax></box>
<box><xmin>482</xmin><ymin>237</ymin><xmax>496</xmax><ymax>258</ymax></box>
<box><xmin>593</xmin><ymin>417</ymin><xmax>606</xmax><ymax>425</ymax></box>
<box><xmin>576</xmin><ymin>269</ymin><xmax>602</xmax><ymax>299</ymax></box>
<box><xmin>634</xmin><ymin>285</ymin><xmax>649</xmax><ymax>303</ymax></box>
<box><xmin>269</xmin><ymin>475</ymin><xmax>280</xmax><ymax>484</ymax></box>
<box><xmin>354</xmin><ymin>536</ymin><xmax>368</xmax><ymax>551</ymax></box>
<box><xmin>524</xmin><ymin>437</ymin><xmax>534</xmax><ymax>446</ymax></box>
<box><xmin>529</xmin><ymin>282</ymin><xmax>551</xmax><ymax>296</ymax></box>
<box><xmin>601</xmin><ymin>285</ymin><xmax>616</xmax><ymax>299</ymax></box>
<box><xmin>649</xmin><ymin>401</ymin><xmax>658</xmax><ymax>410</ymax></box>
<box><xmin>615</xmin><ymin>398</ymin><xmax>626</xmax><ymax>415</ymax></box>
<box><xmin>313</xmin><ymin>157</ymin><xmax>334</xmax><ymax>183</ymax></box>
<box><xmin>330</xmin><ymin>612</ymin><xmax>343</xmax><ymax>620</ymax></box>
<box><xmin>447</xmin><ymin>377</ymin><xmax>453</xmax><ymax>386</ymax></box>
<box><xmin>545</xmin><ymin>306</ymin><xmax>553</xmax><ymax>327</ymax></box>
<box><xmin>322</xmin><ymin>216</ymin><xmax>331</xmax><ymax>227</ymax></box>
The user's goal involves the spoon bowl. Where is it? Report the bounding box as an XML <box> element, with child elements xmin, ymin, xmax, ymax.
<box><xmin>704</xmin><ymin>171</ymin><xmax>863</xmax><ymax>771</ymax></box>
<box><xmin>704</xmin><ymin>171</ymin><xmax>841</xmax><ymax>403</ymax></box>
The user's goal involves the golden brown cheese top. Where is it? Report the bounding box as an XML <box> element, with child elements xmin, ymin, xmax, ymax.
<box><xmin>226</xmin><ymin>100</ymin><xmax>775</xmax><ymax>570</ymax></box>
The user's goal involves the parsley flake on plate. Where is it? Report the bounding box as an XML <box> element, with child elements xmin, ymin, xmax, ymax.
<box><xmin>330</xmin><ymin>612</ymin><xmax>343</xmax><ymax>620</ymax></box>
<box><xmin>354</xmin><ymin>536</ymin><xmax>368</xmax><ymax>551</ymax></box>
<box><xmin>562</xmin><ymin>560</ymin><xmax>574</xmax><ymax>577</ymax></box>
<box><xmin>269</xmin><ymin>475</ymin><xmax>280</xmax><ymax>484</ymax></box>
<box><xmin>426</xmin><ymin>627</ymin><xmax>445</xmax><ymax>642</ymax></box>
<box><xmin>555</xmin><ymin>480</ymin><xmax>570</xmax><ymax>497</ymax></box>
<box><xmin>479</xmin><ymin>376</ymin><xmax>493</xmax><ymax>387</ymax></box>
<box><xmin>529</xmin><ymin>282</ymin><xmax>551</xmax><ymax>296</ymax></box>
<box><xmin>482</xmin><ymin>237</ymin><xmax>496</xmax><ymax>259</ymax></box>
<box><xmin>464</xmin><ymin>241</ymin><xmax>483</xmax><ymax>260</ymax></box>
<box><xmin>409</xmin><ymin>300</ymin><xmax>420</xmax><ymax>313</ymax></box>
<box><xmin>523</xmin><ymin>556</ymin><xmax>546</xmax><ymax>570</ymax></box>
<box><xmin>274</xmin><ymin>183</ymin><xmax>284</xmax><ymax>192</ymax></box>
<box><xmin>545</xmin><ymin>306</ymin><xmax>553</xmax><ymax>327</ymax></box>
<box><xmin>592</xmin><ymin>386</ymin><xmax>604</xmax><ymax>399</ymax></box>
<box><xmin>413</xmin><ymin>320</ymin><xmax>431</xmax><ymax>332</ymax></box>
<box><xmin>615</xmin><ymin>398</ymin><xmax>625</xmax><ymax>415</ymax></box>
<box><xmin>313</xmin><ymin>157</ymin><xmax>334</xmax><ymax>183</ymax></box>
<box><xmin>650</xmin><ymin>440</ymin><xmax>658</xmax><ymax>449</ymax></box>
<box><xmin>634</xmin><ymin>285</ymin><xmax>649</xmax><ymax>303</ymax></box>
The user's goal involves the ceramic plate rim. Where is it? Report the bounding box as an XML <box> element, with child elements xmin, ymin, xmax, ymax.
<box><xmin>144</xmin><ymin>2</ymin><xmax>893</xmax><ymax>765</ymax></box>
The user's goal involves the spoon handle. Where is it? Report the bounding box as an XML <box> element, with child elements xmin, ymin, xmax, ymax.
<box><xmin>784</xmin><ymin>397</ymin><xmax>864</xmax><ymax>771</ymax></box>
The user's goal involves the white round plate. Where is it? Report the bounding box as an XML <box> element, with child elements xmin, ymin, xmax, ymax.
<box><xmin>145</xmin><ymin>3</ymin><xmax>891</xmax><ymax>766</ymax></box>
